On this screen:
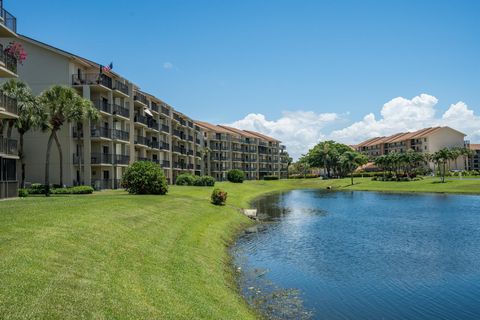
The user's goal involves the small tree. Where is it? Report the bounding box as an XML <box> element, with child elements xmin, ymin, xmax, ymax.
<box><xmin>38</xmin><ymin>86</ymin><xmax>98</xmax><ymax>194</ymax></box>
<box><xmin>433</xmin><ymin>148</ymin><xmax>451</xmax><ymax>183</ymax></box>
<box><xmin>211</xmin><ymin>188</ymin><xmax>227</xmax><ymax>205</ymax></box>
<box><xmin>227</xmin><ymin>169</ymin><xmax>245</xmax><ymax>183</ymax></box>
<box><xmin>122</xmin><ymin>161</ymin><xmax>168</xmax><ymax>195</ymax></box>
<box><xmin>0</xmin><ymin>79</ymin><xmax>44</xmax><ymax>188</ymax></box>
<box><xmin>339</xmin><ymin>151</ymin><xmax>368</xmax><ymax>185</ymax></box>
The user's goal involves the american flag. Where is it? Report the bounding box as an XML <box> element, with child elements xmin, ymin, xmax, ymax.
<box><xmin>102</xmin><ymin>62</ymin><xmax>113</xmax><ymax>72</ymax></box>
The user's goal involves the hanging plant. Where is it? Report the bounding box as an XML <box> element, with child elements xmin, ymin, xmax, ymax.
<box><xmin>5</xmin><ymin>42</ymin><xmax>27</xmax><ymax>65</ymax></box>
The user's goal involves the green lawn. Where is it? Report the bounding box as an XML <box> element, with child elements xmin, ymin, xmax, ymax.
<box><xmin>1</xmin><ymin>177</ymin><xmax>479</xmax><ymax>319</ymax></box>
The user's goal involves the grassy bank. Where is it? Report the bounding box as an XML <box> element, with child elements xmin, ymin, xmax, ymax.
<box><xmin>1</xmin><ymin>177</ymin><xmax>479</xmax><ymax>319</ymax></box>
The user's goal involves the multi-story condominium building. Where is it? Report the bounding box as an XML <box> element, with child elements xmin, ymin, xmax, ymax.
<box><xmin>466</xmin><ymin>143</ymin><xmax>480</xmax><ymax>171</ymax></box>
<box><xmin>10</xmin><ymin>35</ymin><xmax>204</xmax><ymax>188</ymax></box>
<box><xmin>0</xmin><ymin>0</ymin><xmax>19</xmax><ymax>199</ymax></box>
<box><xmin>356</xmin><ymin>126</ymin><xmax>467</xmax><ymax>170</ymax></box>
<box><xmin>196</xmin><ymin>121</ymin><xmax>287</xmax><ymax>181</ymax></box>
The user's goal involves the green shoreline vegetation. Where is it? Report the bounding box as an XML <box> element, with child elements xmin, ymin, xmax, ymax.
<box><xmin>1</xmin><ymin>178</ymin><xmax>480</xmax><ymax>319</ymax></box>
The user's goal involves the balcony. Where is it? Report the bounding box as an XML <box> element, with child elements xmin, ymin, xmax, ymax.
<box><xmin>92</xmin><ymin>100</ymin><xmax>111</xmax><ymax>114</ymax></box>
<box><xmin>112</xmin><ymin>103</ymin><xmax>129</xmax><ymax>118</ymax></box>
<box><xmin>195</xmin><ymin>138</ymin><xmax>201</xmax><ymax>145</ymax></box>
<box><xmin>173</xmin><ymin>113</ymin><xmax>187</xmax><ymax>126</ymax></box>
<box><xmin>232</xmin><ymin>157</ymin><xmax>243</xmax><ymax>162</ymax></box>
<box><xmin>173</xmin><ymin>162</ymin><xmax>187</xmax><ymax>169</ymax></box>
<box><xmin>0</xmin><ymin>92</ymin><xmax>17</xmax><ymax>118</ymax></box>
<box><xmin>173</xmin><ymin>146</ymin><xmax>186</xmax><ymax>155</ymax></box>
<box><xmin>162</xmin><ymin>160</ymin><xmax>171</xmax><ymax>168</ymax></box>
<box><xmin>151</xmin><ymin>102</ymin><xmax>159</xmax><ymax>113</ymax></box>
<box><xmin>72</xmin><ymin>73</ymin><xmax>112</xmax><ymax>89</ymax></box>
<box><xmin>0</xmin><ymin>44</ymin><xmax>16</xmax><ymax>77</ymax></box>
<box><xmin>160</xmin><ymin>142</ymin><xmax>170</xmax><ymax>150</ymax></box>
<box><xmin>91</xmin><ymin>127</ymin><xmax>111</xmax><ymax>139</ymax></box>
<box><xmin>135</xmin><ymin>135</ymin><xmax>151</xmax><ymax>147</ymax></box>
<box><xmin>173</xmin><ymin>130</ymin><xmax>185</xmax><ymax>140</ymax></box>
<box><xmin>161</xmin><ymin>106</ymin><xmax>170</xmax><ymax>116</ymax></box>
<box><xmin>147</xmin><ymin>119</ymin><xmax>159</xmax><ymax>131</ymax></box>
<box><xmin>91</xmin><ymin>153</ymin><xmax>113</xmax><ymax>165</ymax></box>
<box><xmin>196</xmin><ymin>164</ymin><xmax>201</xmax><ymax>171</ymax></box>
<box><xmin>134</xmin><ymin>91</ymin><xmax>148</xmax><ymax>105</ymax></box>
<box><xmin>0</xmin><ymin>1</ymin><xmax>16</xmax><ymax>36</ymax></box>
<box><xmin>113</xmin><ymin>80</ymin><xmax>129</xmax><ymax>96</ymax></box>
<box><xmin>161</xmin><ymin>124</ymin><xmax>170</xmax><ymax>133</ymax></box>
<box><xmin>134</xmin><ymin>114</ymin><xmax>148</xmax><ymax>126</ymax></box>
<box><xmin>187</xmin><ymin>121</ymin><xmax>194</xmax><ymax>128</ymax></box>
<box><xmin>196</xmin><ymin>151</ymin><xmax>201</xmax><ymax>158</ymax></box>
<box><xmin>112</xmin><ymin>129</ymin><xmax>129</xmax><ymax>141</ymax></box>
<box><xmin>136</xmin><ymin>157</ymin><xmax>149</xmax><ymax>162</ymax></box>
<box><xmin>211</xmin><ymin>156</ymin><xmax>229</xmax><ymax>161</ymax></box>
<box><xmin>186</xmin><ymin>149</ymin><xmax>194</xmax><ymax>156</ymax></box>
<box><xmin>0</xmin><ymin>137</ymin><xmax>16</xmax><ymax>155</ymax></box>
<box><xmin>187</xmin><ymin>135</ymin><xmax>194</xmax><ymax>142</ymax></box>
<box><xmin>113</xmin><ymin>154</ymin><xmax>130</xmax><ymax>165</ymax></box>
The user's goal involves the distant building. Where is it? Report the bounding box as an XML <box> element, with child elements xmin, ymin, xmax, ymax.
<box><xmin>355</xmin><ymin>126</ymin><xmax>467</xmax><ymax>170</ymax></box>
<box><xmin>466</xmin><ymin>143</ymin><xmax>480</xmax><ymax>171</ymax></box>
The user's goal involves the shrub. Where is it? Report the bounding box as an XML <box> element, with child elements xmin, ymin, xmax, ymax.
<box><xmin>176</xmin><ymin>173</ymin><xmax>197</xmax><ymax>186</ymax></box>
<box><xmin>28</xmin><ymin>183</ymin><xmax>47</xmax><ymax>194</ymax></box>
<box><xmin>211</xmin><ymin>188</ymin><xmax>227</xmax><ymax>205</ymax></box>
<box><xmin>288</xmin><ymin>174</ymin><xmax>320</xmax><ymax>179</ymax></box>
<box><xmin>263</xmin><ymin>175</ymin><xmax>279</xmax><ymax>180</ymax></box>
<box><xmin>227</xmin><ymin>169</ymin><xmax>245</xmax><ymax>183</ymax></box>
<box><xmin>18</xmin><ymin>188</ymin><xmax>28</xmax><ymax>197</ymax></box>
<box><xmin>52</xmin><ymin>186</ymin><xmax>94</xmax><ymax>194</ymax></box>
<box><xmin>122</xmin><ymin>161</ymin><xmax>168</xmax><ymax>195</ymax></box>
<box><xmin>194</xmin><ymin>175</ymin><xmax>216</xmax><ymax>186</ymax></box>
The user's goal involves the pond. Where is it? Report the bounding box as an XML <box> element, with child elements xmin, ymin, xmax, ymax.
<box><xmin>233</xmin><ymin>190</ymin><xmax>480</xmax><ymax>319</ymax></box>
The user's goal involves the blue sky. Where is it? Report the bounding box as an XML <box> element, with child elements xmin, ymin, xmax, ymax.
<box><xmin>11</xmin><ymin>0</ymin><xmax>480</xmax><ymax>157</ymax></box>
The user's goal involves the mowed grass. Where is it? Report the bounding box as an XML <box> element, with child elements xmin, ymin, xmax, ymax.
<box><xmin>1</xmin><ymin>177</ymin><xmax>479</xmax><ymax>319</ymax></box>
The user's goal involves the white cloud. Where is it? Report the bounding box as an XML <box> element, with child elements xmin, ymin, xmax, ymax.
<box><xmin>227</xmin><ymin>111</ymin><xmax>340</xmax><ymax>159</ymax></box>
<box><xmin>163</xmin><ymin>62</ymin><xmax>174</xmax><ymax>70</ymax></box>
<box><xmin>227</xmin><ymin>94</ymin><xmax>480</xmax><ymax>160</ymax></box>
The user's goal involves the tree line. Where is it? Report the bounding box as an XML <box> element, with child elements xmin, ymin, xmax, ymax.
<box><xmin>293</xmin><ymin>140</ymin><xmax>472</xmax><ymax>184</ymax></box>
<box><xmin>0</xmin><ymin>79</ymin><xmax>98</xmax><ymax>195</ymax></box>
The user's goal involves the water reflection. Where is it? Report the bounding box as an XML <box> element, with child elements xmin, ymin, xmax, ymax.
<box><xmin>233</xmin><ymin>190</ymin><xmax>480</xmax><ymax>320</ymax></box>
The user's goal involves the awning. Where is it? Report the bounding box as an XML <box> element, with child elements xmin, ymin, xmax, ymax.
<box><xmin>144</xmin><ymin>107</ymin><xmax>153</xmax><ymax>117</ymax></box>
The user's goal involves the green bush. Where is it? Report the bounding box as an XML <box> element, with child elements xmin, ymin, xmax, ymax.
<box><xmin>52</xmin><ymin>186</ymin><xmax>94</xmax><ymax>194</ymax></box>
<box><xmin>288</xmin><ymin>174</ymin><xmax>320</xmax><ymax>179</ymax></box>
<box><xmin>122</xmin><ymin>161</ymin><xmax>168</xmax><ymax>195</ymax></box>
<box><xmin>263</xmin><ymin>175</ymin><xmax>279</xmax><ymax>180</ymax></box>
<box><xmin>18</xmin><ymin>188</ymin><xmax>29</xmax><ymax>197</ymax></box>
<box><xmin>211</xmin><ymin>188</ymin><xmax>227</xmax><ymax>205</ymax></box>
<box><xmin>194</xmin><ymin>175</ymin><xmax>216</xmax><ymax>186</ymax></box>
<box><xmin>227</xmin><ymin>169</ymin><xmax>245</xmax><ymax>183</ymax></box>
<box><xmin>28</xmin><ymin>183</ymin><xmax>47</xmax><ymax>194</ymax></box>
<box><xmin>176</xmin><ymin>173</ymin><xmax>197</xmax><ymax>186</ymax></box>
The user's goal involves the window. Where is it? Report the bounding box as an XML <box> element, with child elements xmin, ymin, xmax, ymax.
<box><xmin>103</xmin><ymin>171</ymin><xmax>110</xmax><ymax>180</ymax></box>
<box><xmin>1</xmin><ymin>158</ymin><xmax>16</xmax><ymax>181</ymax></box>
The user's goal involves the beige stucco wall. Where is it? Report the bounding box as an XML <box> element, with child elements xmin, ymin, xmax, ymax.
<box><xmin>427</xmin><ymin>127</ymin><xmax>466</xmax><ymax>170</ymax></box>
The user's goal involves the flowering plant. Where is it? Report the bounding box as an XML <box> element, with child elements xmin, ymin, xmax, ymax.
<box><xmin>5</xmin><ymin>42</ymin><xmax>27</xmax><ymax>64</ymax></box>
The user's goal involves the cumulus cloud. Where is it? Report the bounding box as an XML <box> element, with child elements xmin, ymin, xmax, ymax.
<box><xmin>163</xmin><ymin>62</ymin><xmax>174</xmax><ymax>70</ymax></box>
<box><xmin>227</xmin><ymin>94</ymin><xmax>480</xmax><ymax>160</ymax></box>
<box><xmin>227</xmin><ymin>111</ymin><xmax>340</xmax><ymax>159</ymax></box>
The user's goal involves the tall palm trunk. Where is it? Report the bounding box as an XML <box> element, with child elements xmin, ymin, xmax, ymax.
<box><xmin>53</xmin><ymin>131</ymin><xmax>63</xmax><ymax>186</ymax></box>
<box><xmin>6</xmin><ymin>119</ymin><xmax>14</xmax><ymax>139</ymax></box>
<box><xmin>44</xmin><ymin>132</ymin><xmax>55</xmax><ymax>196</ymax></box>
<box><xmin>350</xmin><ymin>172</ymin><xmax>354</xmax><ymax>185</ymax></box>
<box><xmin>19</xmin><ymin>133</ymin><xmax>25</xmax><ymax>188</ymax></box>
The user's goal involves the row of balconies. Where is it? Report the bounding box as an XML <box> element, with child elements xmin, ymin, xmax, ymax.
<box><xmin>73</xmin><ymin>153</ymin><xmax>130</xmax><ymax>165</ymax></box>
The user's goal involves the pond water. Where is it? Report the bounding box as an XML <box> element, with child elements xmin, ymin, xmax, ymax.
<box><xmin>233</xmin><ymin>190</ymin><xmax>480</xmax><ymax>320</ymax></box>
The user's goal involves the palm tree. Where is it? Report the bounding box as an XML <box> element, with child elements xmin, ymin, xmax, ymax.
<box><xmin>0</xmin><ymin>80</ymin><xmax>45</xmax><ymax>188</ymax></box>
<box><xmin>200</xmin><ymin>146</ymin><xmax>211</xmax><ymax>176</ymax></box>
<box><xmin>340</xmin><ymin>151</ymin><xmax>368</xmax><ymax>185</ymax></box>
<box><xmin>38</xmin><ymin>85</ymin><xmax>98</xmax><ymax>195</ymax></box>
<box><xmin>433</xmin><ymin>148</ymin><xmax>451</xmax><ymax>183</ymax></box>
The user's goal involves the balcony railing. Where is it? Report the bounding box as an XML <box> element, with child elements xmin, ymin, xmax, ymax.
<box><xmin>73</xmin><ymin>154</ymin><xmax>129</xmax><ymax>165</ymax></box>
<box><xmin>173</xmin><ymin>146</ymin><xmax>186</xmax><ymax>154</ymax></box>
<box><xmin>195</xmin><ymin>138</ymin><xmax>201</xmax><ymax>145</ymax></box>
<box><xmin>161</xmin><ymin>106</ymin><xmax>170</xmax><ymax>116</ymax></box>
<box><xmin>92</xmin><ymin>100</ymin><xmax>111</xmax><ymax>113</ymax></box>
<box><xmin>160</xmin><ymin>142</ymin><xmax>170</xmax><ymax>150</ymax></box>
<box><xmin>0</xmin><ymin>91</ymin><xmax>17</xmax><ymax>115</ymax></box>
<box><xmin>114</xmin><ymin>154</ymin><xmax>130</xmax><ymax>165</ymax></box>
<box><xmin>162</xmin><ymin>160</ymin><xmax>170</xmax><ymax>168</ymax></box>
<box><xmin>151</xmin><ymin>140</ymin><xmax>160</xmax><ymax>149</ymax></box>
<box><xmin>112</xmin><ymin>129</ymin><xmax>129</xmax><ymax>141</ymax></box>
<box><xmin>91</xmin><ymin>153</ymin><xmax>113</xmax><ymax>164</ymax></box>
<box><xmin>91</xmin><ymin>127</ymin><xmax>111</xmax><ymax>139</ymax></box>
<box><xmin>161</xmin><ymin>124</ymin><xmax>170</xmax><ymax>133</ymax></box>
<box><xmin>134</xmin><ymin>91</ymin><xmax>148</xmax><ymax>105</ymax></box>
<box><xmin>134</xmin><ymin>114</ymin><xmax>148</xmax><ymax>126</ymax></box>
<box><xmin>136</xmin><ymin>157</ymin><xmax>149</xmax><ymax>162</ymax></box>
<box><xmin>112</xmin><ymin>103</ymin><xmax>129</xmax><ymax>118</ymax></box>
<box><xmin>135</xmin><ymin>135</ymin><xmax>151</xmax><ymax>147</ymax></box>
<box><xmin>0</xmin><ymin>2</ymin><xmax>16</xmax><ymax>33</ymax></box>
<box><xmin>72</xmin><ymin>73</ymin><xmax>112</xmax><ymax>89</ymax></box>
<box><xmin>151</xmin><ymin>102</ymin><xmax>159</xmax><ymax>112</ymax></box>
<box><xmin>0</xmin><ymin>137</ymin><xmax>16</xmax><ymax>155</ymax></box>
<box><xmin>187</xmin><ymin>135</ymin><xmax>193</xmax><ymax>142</ymax></box>
<box><xmin>0</xmin><ymin>44</ymin><xmax>17</xmax><ymax>74</ymax></box>
<box><xmin>91</xmin><ymin>179</ymin><xmax>122</xmax><ymax>190</ymax></box>
<box><xmin>186</xmin><ymin>149</ymin><xmax>194</xmax><ymax>156</ymax></box>
<box><xmin>173</xmin><ymin>130</ymin><xmax>185</xmax><ymax>139</ymax></box>
<box><xmin>187</xmin><ymin>121</ymin><xmax>194</xmax><ymax>128</ymax></box>
<box><xmin>148</xmin><ymin>120</ymin><xmax>159</xmax><ymax>131</ymax></box>
<box><xmin>196</xmin><ymin>151</ymin><xmax>201</xmax><ymax>158</ymax></box>
<box><xmin>113</xmin><ymin>80</ymin><xmax>129</xmax><ymax>95</ymax></box>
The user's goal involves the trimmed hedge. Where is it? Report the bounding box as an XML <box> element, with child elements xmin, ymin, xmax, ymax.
<box><xmin>194</xmin><ymin>176</ymin><xmax>216</xmax><ymax>186</ymax></box>
<box><xmin>176</xmin><ymin>174</ymin><xmax>216</xmax><ymax>186</ymax></box>
<box><xmin>26</xmin><ymin>184</ymin><xmax>93</xmax><ymax>195</ymax></box>
<box><xmin>263</xmin><ymin>175</ymin><xmax>279</xmax><ymax>180</ymax></box>
<box><xmin>176</xmin><ymin>173</ymin><xmax>197</xmax><ymax>186</ymax></box>
<box><xmin>211</xmin><ymin>188</ymin><xmax>227</xmax><ymax>205</ymax></box>
<box><xmin>227</xmin><ymin>169</ymin><xmax>245</xmax><ymax>183</ymax></box>
<box><xmin>122</xmin><ymin>161</ymin><xmax>168</xmax><ymax>195</ymax></box>
<box><xmin>52</xmin><ymin>186</ymin><xmax>94</xmax><ymax>194</ymax></box>
<box><xmin>18</xmin><ymin>188</ymin><xmax>29</xmax><ymax>197</ymax></box>
<box><xmin>288</xmin><ymin>174</ymin><xmax>320</xmax><ymax>179</ymax></box>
